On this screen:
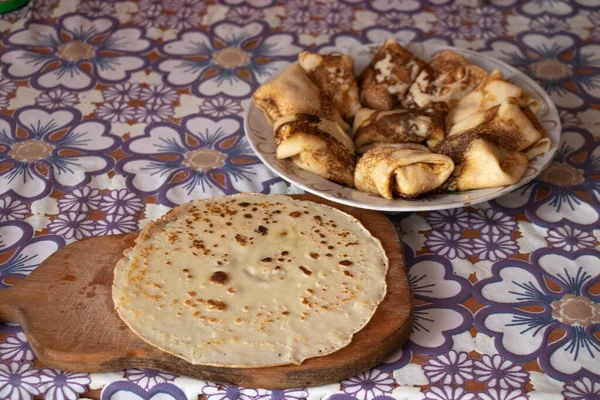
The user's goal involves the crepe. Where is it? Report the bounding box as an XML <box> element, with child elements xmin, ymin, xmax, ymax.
<box><xmin>253</xmin><ymin>64</ymin><xmax>348</xmax><ymax>129</ymax></box>
<box><xmin>274</xmin><ymin>114</ymin><xmax>355</xmax><ymax>187</ymax></box>
<box><xmin>359</xmin><ymin>39</ymin><xmax>426</xmax><ymax>110</ymax></box>
<box><xmin>403</xmin><ymin>50</ymin><xmax>488</xmax><ymax>109</ymax></box>
<box><xmin>434</xmin><ymin>129</ymin><xmax>528</xmax><ymax>191</ymax></box>
<box><xmin>299</xmin><ymin>51</ymin><xmax>361</xmax><ymax>122</ymax></box>
<box><xmin>448</xmin><ymin>97</ymin><xmax>550</xmax><ymax>158</ymax></box>
<box><xmin>352</xmin><ymin>103</ymin><xmax>447</xmax><ymax>153</ymax></box>
<box><xmin>354</xmin><ymin>143</ymin><xmax>454</xmax><ymax>199</ymax></box>
<box><xmin>447</xmin><ymin>69</ymin><xmax>542</xmax><ymax>126</ymax></box>
<box><xmin>113</xmin><ymin>194</ymin><xmax>388</xmax><ymax>367</ymax></box>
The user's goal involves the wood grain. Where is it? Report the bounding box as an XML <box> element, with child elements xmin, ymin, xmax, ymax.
<box><xmin>0</xmin><ymin>195</ymin><xmax>413</xmax><ymax>389</ymax></box>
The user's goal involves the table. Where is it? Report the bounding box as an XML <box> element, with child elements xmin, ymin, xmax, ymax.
<box><xmin>0</xmin><ymin>0</ymin><xmax>598</xmax><ymax>399</ymax></box>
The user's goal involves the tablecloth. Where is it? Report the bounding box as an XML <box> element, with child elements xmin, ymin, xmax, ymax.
<box><xmin>0</xmin><ymin>0</ymin><xmax>599</xmax><ymax>399</ymax></box>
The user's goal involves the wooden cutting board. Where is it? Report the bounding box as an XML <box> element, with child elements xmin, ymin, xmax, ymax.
<box><xmin>0</xmin><ymin>195</ymin><xmax>412</xmax><ymax>389</ymax></box>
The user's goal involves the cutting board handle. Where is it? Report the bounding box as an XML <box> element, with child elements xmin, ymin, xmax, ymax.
<box><xmin>0</xmin><ymin>287</ymin><xmax>20</xmax><ymax>323</ymax></box>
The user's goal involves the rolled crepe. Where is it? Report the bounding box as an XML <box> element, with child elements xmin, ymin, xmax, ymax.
<box><xmin>359</xmin><ymin>39</ymin><xmax>426</xmax><ymax>110</ymax></box>
<box><xmin>434</xmin><ymin>129</ymin><xmax>528</xmax><ymax>191</ymax></box>
<box><xmin>448</xmin><ymin>97</ymin><xmax>550</xmax><ymax>158</ymax></box>
<box><xmin>447</xmin><ymin>69</ymin><xmax>542</xmax><ymax>126</ymax></box>
<box><xmin>274</xmin><ymin>114</ymin><xmax>355</xmax><ymax>187</ymax></box>
<box><xmin>299</xmin><ymin>51</ymin><xmax>361</xmax><ymax>122</ymax></box>
<box><xmin>354</xmin><ymin>143</ymin><xmax>455</xmax><ymax>199</ymax></box>
<box><xmin>352</xmin><ymin>103</ymin><xmax>447</xmax><ymax>153</ymax></box>
<box><xmin>403</xmin><ymin>50</ymin><xmax>488</xmax><ymax>109</ymax></box>
<box><xmin>253</xmin><ymin>64</ymin><xmax>348</xmax><ymax>129</ymax></box>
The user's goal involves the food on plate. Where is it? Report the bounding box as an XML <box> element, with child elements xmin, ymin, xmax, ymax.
<box><xmin>403</xmin><ymin>50</ymin><xmax>488</xmax><ymax>109</ymax></box>
<box><xmin>250</xmin><ymin>42</ymin><xmax>554</xmax><ymax>201</ymax></box>
<box><xmin>352</xmin><ymin>103</ymin><xmax>447</xmax><ymax>153</ymax></box>
<box><xmin>354</xmin><ymin>143</ymin><xmax>455</xmax><ymax>199</ymax></box>
<box><xmin>447</xmin><ymin>69</ymin><xmax>541</xmax><ymax>126</ymax></box>
<box><xmin>299</xmin><ymin>51</ymin><xmax>361</xmax><ymax>122</ymax></box>
<box><xmin>434</xmin><ymin>129</ymin><xmax>528</xmax><ymax>191</ymax></box>
<box><xmin>253</xmin><ymin>64</ymin><xmax>348</xmax><ymax>129</ymax></box>
<box><xmin>274</xmin><ymin>114</ymin><xmax>355</xmax><ymax>187</ymax></box>
<box><xmin>113</xmin><ymin>194</ymin><xmax>388</xmax><ymax>367</ymax></box>
<box><xmin>359</xmin><ymin>39</ymin><xmax>426</xmax><ymax>110</ymax></box>
<box><xmin>447</xmin><ymin>97</ymin><xmax>550</xmax><ymax>158</ymax></box>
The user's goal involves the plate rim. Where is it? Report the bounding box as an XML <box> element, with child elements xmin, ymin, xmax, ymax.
<box><xmin>244</xmin><ymin>42</ymin><xmax>561</xmax><ymax>212</ymax></box>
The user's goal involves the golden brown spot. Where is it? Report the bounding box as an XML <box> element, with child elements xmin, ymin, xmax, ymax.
<box><xmin>255</xmin><ymin>225</ymin><xmax>268</xmax><ymax>235</ymax></box>
<box><xmin>235</xmin><ymin>234</ymin><xmax>248</xmax><ymax>246</ymax></box>
<box><xmin>261</xmin><ymin>257</ymin><xmax>272</xmax><ymax>263</ymax></box>
<box><xmin>244</xmin><ymin>213</ymin><xmax>252</xmax><ymax>219</ymax></box>
<box><xmin>339</xmin><ymin>260</ymin><xmax>353</xmax><ymax>266</ymax></box>
<box><xmin>282</xmin><ymin>251</ymin><xmax>289</xmax><ymax>256</ymax></box>
<box><xmin>343</xmin><ymin>270</ymin><xmax>354</xmax><ymax>278</ymax></box>
<box><xmin>306</xmin><ymin>288</ymin><xmax>314</xmax><ymax>294</ymax></box>
<box><xmin>239</xmin><ymin>202</ymin><xmax>250</xmax><ymax>207</ymax></box>
<box><xmin>289</xmin><ymin>211</ymin><xmax>302</xmax><ymax>218</ymax></box>
<box><xmin>227</xmin><ymin>287</ymin><xmax>237</xmax><ymax>294</ymax></box>
<box><xmin>186</xmin><ymin>291</ymin><xmax>196</xmax><ymax>297</ymax></box>
<box><xmin>207</xmin><ymin>299</ymin><xmax>228</xmax><ymax>311</ymax></box>
<box><xmin>309</xmin><ymin>252</ymin><xmax>320</xmax><ymax>259</ymax></box>
<box><xmin>282</xmin><ymin>311</ymin><xmax>289</xmax><ymax>315</ymax></box>
<box><xmin>210</xmin><ymin>271</ymin><xmax>229</xmax><ymax>285</ymax></box>
<box><xmin>299</xmin><ymin>265</ymin><xmax>312</xmax><ymax>276</ymax></box>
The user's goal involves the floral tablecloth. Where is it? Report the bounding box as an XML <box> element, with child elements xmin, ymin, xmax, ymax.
<box><xmin>0</xmin><ymin>0</ymin><xmax>599</xmax><ymax>399</ymax></box>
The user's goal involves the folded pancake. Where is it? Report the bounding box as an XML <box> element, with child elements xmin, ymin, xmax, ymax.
<box><xmin>447</xmin><ymin>69</ymin><xmax>542</xmax><ymax>126</ymax></box>
<box><xmin>434</xmin><ymin>129</ymin><xmax>528</xmax><ymax>191</ymax></box>
<box><xmin>403</xmin><ymin>50</ymin><xmax>488</xmax><ymax>109</ymax></box>
<box><xmin>253</xmin><ymin>64</ymin><xmax>348</xmax><ymax>129</ymax></box>
<box><xmin>448</xmin><ymin>97</ymin><xmax>550</xmax><ymax>157</ymax></box>
<box><xmin>354</xmin><ymin>143</ymin><xmax>454</xmax><ymax>199</ymax></box>
<box><xmin>113</xmin><ymin>194</ymin><xmax>388</xmax><ymax>367</ymax></box>
<box><xmin>352</xmin><ymin>103</ymin><xmax>447</xmax><ymax>153</ymax></box>
<box><xmin>299</xmin><ymin>52</ymin><xmax>361</xmax><ymax>122</ymax></box>
<box><xmin>359</xmin><ymin>39</ymin><xmax>426</xmax><ymax>110</ymax></box>
<box><xmin>274</xmin><ymin>114</ymin><xmax>355</xmax><ymax>187</ymax></box>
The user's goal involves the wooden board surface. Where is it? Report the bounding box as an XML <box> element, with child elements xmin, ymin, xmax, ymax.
<box><xmin>0</xmin><ymin>195</ymin><xmax>412</xmax><ymax>389</ymax></box>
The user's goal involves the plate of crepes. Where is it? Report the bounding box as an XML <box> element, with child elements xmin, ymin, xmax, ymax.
<box><xmin>245</xmin><ymin>39</ymin><xmax>560</xmax><ymax>212</ymax></box>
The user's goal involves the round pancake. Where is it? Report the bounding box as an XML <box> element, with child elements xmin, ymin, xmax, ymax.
<box><xmin>112</xmin><ymin>194</ymin><xmax>388</xmax><ymax>367</ymax></box>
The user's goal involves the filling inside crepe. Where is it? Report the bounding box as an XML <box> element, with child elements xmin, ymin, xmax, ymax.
<box><xmin>354</xmin><ymin>143</ymin><xmax>455</xmax><ymax>199</ymax></box>
<box><xmin>299</xmin><ymin>51</ymin><xmax>361</xmax><ymax>122</ymax></box>
<box><xmin>274</xmin><ymin>114</ymin><xmax>356</xmax><ymax>187</ymax></box>
<box><xmin>403</xmin><ymin>50</ymin><xmax>488</xmax><ymax>109</ymax></box>
<box><xmin>352</xmin><ymin>103</ymin><xmax>447</xmax><ymax>153</ymax></box>
<box><xmin>359</xmin><ymin>39</ymin><xmax>426</xmax><ymax>110</ymax></box>
<box><xmin>447</xmin><ymin>69</ymin><xmax>541</xmax><ymax>127</ymax></box>
<box><xmin>253</xmin><ymin>64</ymin><xmax>348</xmax><ymax>129</ymax></box>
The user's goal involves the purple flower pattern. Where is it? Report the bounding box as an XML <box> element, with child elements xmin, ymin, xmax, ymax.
<box><xmin>0</xmin><ymin>332</ymin><xmax>34</xmax><ymax>362</ymax></box>
<box><xmin>38</xmin><ymin>369</ymin><xmax>90</xmax><ymax>400</ymax></box>
<box><xmin>341</xmin><ymin>369</ymin><xmax>395</xmax><ymax>400</ymax></box>
<box><xmin>99</xmin><ymin>189</ymin><xmax>144</xmax><ymax>216</ymax></box>
<box><xmin>0</xmin><ymin>0</ymin><xmax>598</xmax><ymax>397</ymax></box>
<box><xmin>125</xmin><ymin>368</ymin><xmax>176</xmax><ymax>389</ymax></box>
<box><xmin>423</xmin><ymin>351</ymin><xmax>474</xmax><ymax>385</ymax></box>
<box><xmin>0</xmin><ymin>196</ymin><xmax>30</xmax><ymax>222</ymax></box>
<box><xmin>0</xmin><ymin>362</ymin><xmax>40</xmax><ymax>400</ymax></box>
<box><xmin>48</xmin><ymin>212</ymin><xmax>95</xmax><ymax>241</ymax></box>
<box><xmin>473</xmin><ymin>354</ymin><xmax>528</xmax><ymax>389</ymax></box>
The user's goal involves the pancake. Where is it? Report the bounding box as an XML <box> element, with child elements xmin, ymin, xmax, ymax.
<box><xmin>354</xmin><ymin>143</ymin><xmax>454</xmax><ymax>199</ymax></box>
<box><xmin>403</xmin><ymin>50</ymin><xmax>488</xmax><ymax>109</ymax></box>
<box><xmin>274</xmin><ymin>114</ymin><xmax>356</xmax><ymax>187</ymax></box>
<box><xmin>299</xmin><ymin>51</ymin><xmax>361</xmax><ymax>122</ymax></box>
<box><xmin>359</xmin><ymin>39</ymin><xmax>426</xmax><ymax>110</ymax></box>
<box><xmin>113</xmin><ymin>194</ymin><xmax>388</xmax><ymax>367</ymax></box>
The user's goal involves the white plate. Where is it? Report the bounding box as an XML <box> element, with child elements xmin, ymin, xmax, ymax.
<box><xmin>244</xmin><ymin>43</ymin><xmax>560</xmax><ymax>212</ymax></box>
